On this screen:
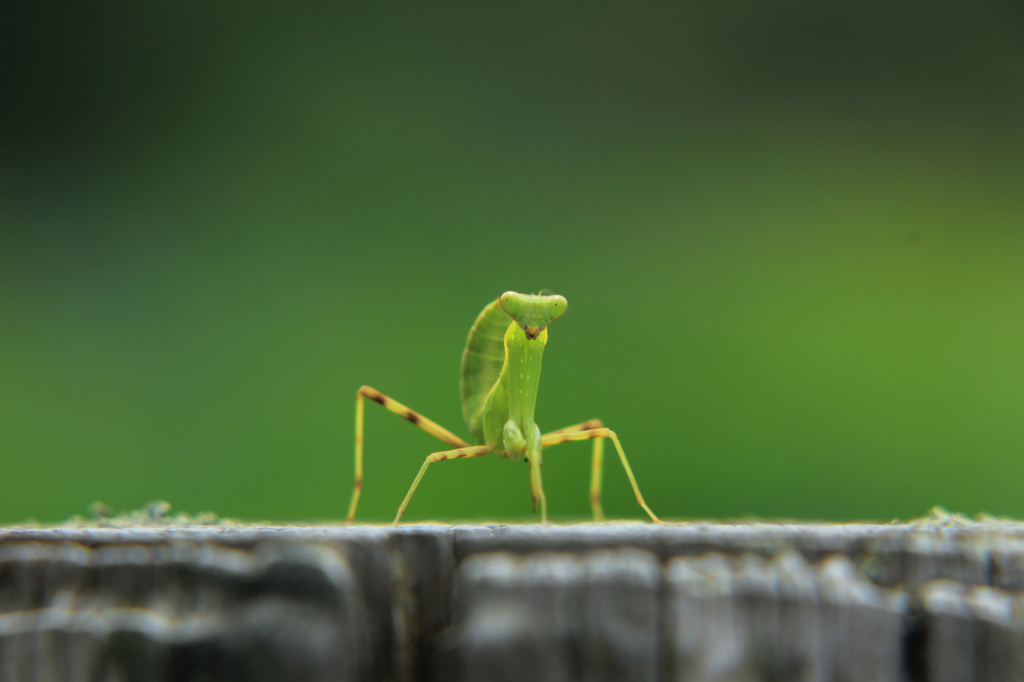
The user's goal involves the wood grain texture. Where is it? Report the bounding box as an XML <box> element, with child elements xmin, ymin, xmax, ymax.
<box><xmin>3</xmin><ymin>519</ymin><xmax>1024</xmax><ymax>681</ymax></box>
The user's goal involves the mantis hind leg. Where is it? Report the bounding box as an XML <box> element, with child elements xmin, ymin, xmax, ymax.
<box><xmin>394</xmin><ymin>445</ymin><xmax>493</xmax><ymax>525</ymax></box>
<box><xmin>348</xmin><ymin>386</ymin><xmax>469</xmax><ymax>522</ymax></box>
<box><xmin>540</xmin><ymin>425</ymin><xmax>662</xmax><ymax>523</ymax></box>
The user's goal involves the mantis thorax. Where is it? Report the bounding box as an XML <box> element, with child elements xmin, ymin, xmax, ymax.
<box><xmin>486</xmin><ymin>290</ymin><xmax>566</xmax><ymax>462</ymax></box>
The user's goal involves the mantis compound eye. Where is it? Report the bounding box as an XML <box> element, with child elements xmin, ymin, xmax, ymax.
<box><xmin>545</xmin><ymin>295</ymin><xmax>567</xmax><ymax>321</ymax></box>
<box><xmin>499</xmin><ymin>291</ymin><xmax>522</xmax><ymax>318</ymax></box>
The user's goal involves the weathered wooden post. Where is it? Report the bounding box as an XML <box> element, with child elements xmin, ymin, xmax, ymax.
<box><xmin>2</xmin><ymin>515</ymin><xmax>1024</xmax><ymax>680</ymax></box>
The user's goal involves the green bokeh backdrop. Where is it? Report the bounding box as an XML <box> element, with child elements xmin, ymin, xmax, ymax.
<box><xmin>1</xmin><ymin>3</ymin><xmax>1022</xmax><ymax>525</ymax></box>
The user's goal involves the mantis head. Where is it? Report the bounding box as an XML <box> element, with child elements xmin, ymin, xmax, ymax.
<box><xmin>499</xmin><ymin>291</ymin><xmax>568</xmax><ymax>339</ymax></box>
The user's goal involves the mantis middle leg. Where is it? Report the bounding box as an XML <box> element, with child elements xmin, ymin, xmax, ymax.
<box><xmin>541</xmin><ymin>420</ymin><xmax>606</xmax><ymax>521</ymax></box>
<box><xmin>394</xmin><ymin>445</ymin><xmax>494</xmax><ymax>525</ymax></box>
<box><xmin>541</xmin><ymin>425</ymin><xmax>662</xmax><ymax>523</ymax></box>
<box><xmin>348</xmin><ymin>385</ymin><xmax>469</xmax><ymax>522</ymax></box>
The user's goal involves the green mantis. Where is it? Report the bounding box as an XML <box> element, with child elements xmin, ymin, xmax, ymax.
<box><xmin>346</xmin><ymin>291</ymin><xmax>662</xmax><ymax>525</ymax></box>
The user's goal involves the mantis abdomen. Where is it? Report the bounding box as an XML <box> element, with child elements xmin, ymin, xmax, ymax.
<box><xmin>460</xmin><ymin>299</ymin><xmax>509</xmax><ymax>443</ymax></box>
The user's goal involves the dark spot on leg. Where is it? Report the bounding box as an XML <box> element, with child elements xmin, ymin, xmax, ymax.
<box><xmin>354</xmin><ymin>480</ymin><xmax>363</xmax><ymax>491</ymax></box>
<box><xmin>404</xmin><ymin>410</ymin><xmax>421</xmax><ymax>425</ymax></box>
<box><xmin>366</xmin><ymin>391</ymin><xmax>387</xmax><ymax>406</ymax></box>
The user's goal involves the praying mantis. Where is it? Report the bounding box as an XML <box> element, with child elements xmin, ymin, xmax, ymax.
<box><xmin>345</xmin><ymin>291</ymin><xmax>662</xmax><ymax>525</ymax></box>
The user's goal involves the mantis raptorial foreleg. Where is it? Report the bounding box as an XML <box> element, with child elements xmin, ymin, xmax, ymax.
<box><xmin>540</xmin><ymin>426</ymin><xmax>662</xmax><ymax>523</ymax></box>
<box><xmin>348</xmin><ymin>385</ymin><xmax>469</xmax><ymax>522</ymax></box>
<box><xmin>393</xmin><ymin>445</ymin><xmax>494</xmax><ymax>525</ymax></box>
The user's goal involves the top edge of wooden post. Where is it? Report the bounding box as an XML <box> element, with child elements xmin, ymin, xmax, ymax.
<box><xmin>3</xmin><ymin>518</ymin><xmax>1024</xmax><ymax>545</ymax></box>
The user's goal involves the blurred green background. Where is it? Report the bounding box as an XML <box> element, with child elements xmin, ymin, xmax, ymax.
<box><xmin>1</xmin><ymin>3</ymin><xmax>1022</xmax><ymax>525</ymax></box>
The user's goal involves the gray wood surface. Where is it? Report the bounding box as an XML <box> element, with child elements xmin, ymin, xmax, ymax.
<box><xmin>2</xmin><ymin>517</ymin><xmax>1024</xmax><ymax>681</ymax></box>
